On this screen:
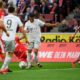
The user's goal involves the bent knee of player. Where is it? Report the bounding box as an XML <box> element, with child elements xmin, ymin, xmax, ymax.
<box><xmin>28</xmin><ymin>49</ymin><xmax>32</xmax><ymax>53</ymax></box>
<box><xmin>34</xmin><ymin>49</ymin><xmax>38</xmax><ymax>54</ymax></box>
<box><xmin>6</xmin><ymin>52</ymin><xmax>13</xmax><ymax>57</ymax></box>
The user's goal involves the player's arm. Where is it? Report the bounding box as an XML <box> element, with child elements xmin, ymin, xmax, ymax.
<box><xmin>17</xmin><ymin>17</ymin><xmax>28</xmax><ymax>43</ymax></box>
<box><xmin>44</xmin><ymin>19</ymin><xmax>69</xmax><ymax>27</ymax></box>
<box><xmin>19</xmin><ymin>27</ymin><xmax>28</xmax><ymax>43</ymax></box>
<box><xmin>38</xmin><ymin>19</ymin><xmax>59</xmax><ymax>27</ymax></box>
<box><xmin>44</xmin><ymin>22</ymin><xmax>59</xmax><ymax>27</ymax></box>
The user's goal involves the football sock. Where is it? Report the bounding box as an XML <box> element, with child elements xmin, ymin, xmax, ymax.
<box><xmin>34</xmin><ymin>54</ymin><xmax>38</xmax><ymax>64</ymax></box>
<box><xmin>1</xmin><ymin>55</ymin><xmax>11</xmax><ymax>70</ymax></box>
<box><xmin>27</xmin><ymin>53</ymin><xmax>31</xmax><ymax>67</ymax></box>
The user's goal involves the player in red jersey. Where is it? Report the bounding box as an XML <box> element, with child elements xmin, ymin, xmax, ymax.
<box><xmin>14</xmin><ymin>37</ymin><xmax>27</xmax><ymax>62</ymax></box>
<box><xmin>14</xmin><ymin>37</ymin><xmax>27</xmax><ymax>69</ymax></box>
<box><xmin>0</xmin><ymin>1</ymin><xmax>9</xmax><ymax>33</ymax></box>
<box><xmin>0</xmin><ymin>1</ymin><xmax>9</xmax><ymax>61</ymax></box>
<box><xmin>0</xmin><ymin>1</ymin><xmax>9</xmax><ymax>54</ymax></box>
<box><xmin>70</xmin><ymin>13</ymin><xmax>80</xmax><ymax>68</ymax></box>
<box><xmin>0</xmin><ymin>2</ymin><xmax>10</xmax><ymax>74</ymax></box>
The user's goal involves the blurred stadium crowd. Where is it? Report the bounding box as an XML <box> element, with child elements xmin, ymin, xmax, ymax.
<box><xmin>2</xmin><ymin>0</ymin><xmax>80</xmax><ymax>32</ymax></box>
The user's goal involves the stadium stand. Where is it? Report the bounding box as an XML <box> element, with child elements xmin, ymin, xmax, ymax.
<box><xmin>2</xmin><ymin>0</ymin><xmax>80</xmax><ymax>32</ymax></box>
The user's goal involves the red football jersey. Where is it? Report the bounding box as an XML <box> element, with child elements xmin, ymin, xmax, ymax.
<box><xmin>14</xmin><ymin>42</ymin><xmax>27</xmax><ymax>62</ymax></box>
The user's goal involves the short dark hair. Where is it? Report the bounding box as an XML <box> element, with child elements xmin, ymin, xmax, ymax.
<box><xmin>8</xmin><ymin>6</ymin><xmax>15</xmax><ymax>13</ymax></box>
<box><xmin>29</xmin><ymin>13</ymin><xmax>35</xmax><ymax>17</ymax></box>
<box><xmin>0</xmin><ymin>1</ymin><xmax>3</xmax><ymax>8</ymax></box>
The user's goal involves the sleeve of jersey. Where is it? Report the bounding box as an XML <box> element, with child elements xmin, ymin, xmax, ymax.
<box><xmin>17</xmin><ymin>17</ymin><xmax>23</xmax><ymax>27</ymax></box>
<box><xmin>38</xmin><ymin>19</ymin><xmax>45</xmax><ymax>27</ymax></box>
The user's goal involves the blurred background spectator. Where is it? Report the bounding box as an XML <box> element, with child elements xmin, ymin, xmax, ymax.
<box><xmin>40</xmin><ymin>0</ymin><xmax>50</xmax><ymax>14</ymax></box>
<box><xmin>2</xmin><ymin>0</ymin><xmax>80</xmax><ymax>32</ymax></box>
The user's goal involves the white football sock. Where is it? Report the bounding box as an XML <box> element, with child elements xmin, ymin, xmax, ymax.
<box><xmin>1</xmin><ymin>55</ymin><xmax>11</xmax><ymax>70</ymax></box>
<box><xmin>27</xmin><ymin>53</ymin><xmax>31</xmax><ymax>67</ymax></box>
<box><xmin>34</xmin><ymin>54</ymin><xmax>38</xmax><ymax>64</ymax></box>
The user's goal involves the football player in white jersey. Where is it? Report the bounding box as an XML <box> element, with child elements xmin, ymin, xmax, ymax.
<box><xmin>24</xmin><ymin>13</ymin><xmax>59</xmax><ymax>68</ymax></box>
<box><xmin>0</xmin><ymin>6</ymin><xmax>27</xmax><ymax>74</ymax></box>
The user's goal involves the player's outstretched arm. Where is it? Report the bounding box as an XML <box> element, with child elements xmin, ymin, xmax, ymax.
<box><xmin>44</xmin><ymin>22</ymin><xmax>59</xmax><ymax>27</ymax></box>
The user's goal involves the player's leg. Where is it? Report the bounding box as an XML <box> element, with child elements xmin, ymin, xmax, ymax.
<box><xmin>0</xmin><ymin>40</ymin><xmax>5</xmax><ymax>53</ymax></box>
<box><xmin>0</xmin><ymin>36</ymin><xmax>5</xmax><ymax>61</ymax></box>
<box><xmin>27</xmin><ymin>42</ymin><xmax>33</xmax><ymax>68</ymax></box>
<box><xmin>0</xmin><ymin>41</ymin><xmax>15</xmax><ymax>74</ymax></box>
<box><xmin>0</xmin><ymin>52</ymin><xmax>12</xmax><ymax>74</ymax></box>
<box><xmin>34</xmin><ymin>41</ymin><xmax>42</xmax><ymax>67</ymax></box>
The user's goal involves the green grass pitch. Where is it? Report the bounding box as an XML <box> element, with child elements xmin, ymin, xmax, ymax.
<box><xmin>0</xmin><ymin>62</ymin><xmax>80</xmax><ymax>80</ymax></box>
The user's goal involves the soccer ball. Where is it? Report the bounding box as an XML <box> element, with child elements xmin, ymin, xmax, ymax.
<box><xmin>19</xmin><ymin>61</ymin><xmax>27</xmax><ymax>69</ymax></box>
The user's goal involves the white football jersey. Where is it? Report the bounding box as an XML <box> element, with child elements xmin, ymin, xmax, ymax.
<box><xmin>2</xmin><ymin>14</ymin><xmax>23</xmax><ymax>41</ymax></box>
<box><xmin>24</xmin><ymin>19</ymin><xmax>45</xmax><ymax>42</ymax></box>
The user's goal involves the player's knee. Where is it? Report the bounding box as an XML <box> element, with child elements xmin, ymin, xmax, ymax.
<box><xmin>8</xmin><ymin>52</ymin><xmax>13</xmax><ymax>57</ymax></box>
<box><xmin>28</xmin><ymin>49</ymin><xmax>32</xmax><ymax>53</ymax></box>
<box><xmin>34</xmin><ymin>49</ymin><xmax>38</xmax><ymax>54</ymax></box>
